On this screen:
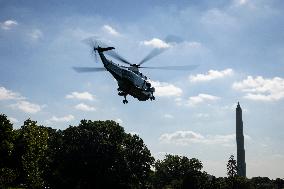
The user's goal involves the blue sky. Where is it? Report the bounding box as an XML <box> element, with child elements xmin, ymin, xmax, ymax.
<box><xmin>1</xmin><ymin>0</ymin><xmax>284</xmax><ymax>178</ymax></box>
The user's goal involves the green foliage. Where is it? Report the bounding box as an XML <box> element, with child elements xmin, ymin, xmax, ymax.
<box><xmin>0</xmin><ymin>167</ymin><xmax>18</xmax><ymax>188</ymax></box>
<box><xmin>153</xmin><ymin>154</ymin><xmax>205</xmax><ymax>189</ymax></box>
<box><xmin>122</xmin><ymin>133</ymin><xmax>154</xmax><ymax>187</ymax></box>
<box><xmin>233</xmin><ymin>176</ymin><xmax>254</xmax><ymax>189</ymax></box>
<box><xmin>47</xmin><ymin>120</ymin><xmax>154</xmax><ymax>188</ymax></box>
<box><xmin>0</xmin><ymin>114</ymin><xmax>18</xmax><ymax>187</ymax></box>
<box><xmin>1</xmin><ymin>113</ymin><xmax>283</xmax><ymax>189</ymax></box>
<box><xmin>227</xmin><ymin>155</ymin><xmax>238</xmax><ymax>178</ymax></box>
<box><xmin>40</xmin><ymin>126</ymin><xmax>63</xmax><ymax>187</ymax></box>
<box><xmin>0</xmin><ymin>114</ymin><xmax>15</xmax><ymax>167</ymax></box>
<box><xmin>274</xmin><ymin>178</ymin><xmax>284</xmax><ymax>189</ymax></box>
<box><xmin>251</xmin><ymin>176</ymin><xmax>276</xmax><ymax>189</ymax></box>
<box><xmin>15</xmin><ymin>119</ymin><xmax>49</xmax><ymax>188</ymax></box>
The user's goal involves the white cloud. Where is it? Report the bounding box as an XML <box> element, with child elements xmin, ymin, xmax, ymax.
<box><xmin>159</xmin><ymin>130</ymin><xmax>251</xmax><ymax>146</ymax></box>
<box><xmin>1</xmin><ymin>86</ymin><xmax>42</xmax><ymax>114</ymax></box>
<box><xmin>151</xmin><ymin>81</ymin><xmax>182</xmax><ymax>97</ymax></box>
<box><xmin>102</xmin><ymin>25</ymin><xmax>120</xmax><ymax>36</ymax></box>
<box><xmin>1</xmin><ymin>20</ymin><xmax>18</xmax><ymax>30</ymax></box>
<box><xmin>189</xmin><ymin>69</ymin><xmax>233</xmax><ymax>82</ymax></box>
<box><xmin>232</xmin><ymin>76</ymin><xmax>284</xmax><ymax>101</ymax></box>
<box><xmin>29</xmin><ymin>29</ymin><xmax>43</xmax><ymax>40</ymax></box>
<box><xmin>74</xmin><ymin>103</ymin><xmax>96</xmax><ymax>111</ymax></box>
<box><xmin>187</xmin><ymin>93</ymin><xmax>219</xmax><ymax>106</ymax></box>
<box><xmin>66</xmin><ymin>91</ymin><xmax>95</xmax><ymax>101</ymax></box>
<box><xmin>8</xmin><ymin>117</ymin><xmax>19</xmax><ymax>123</ymax></box>
<box><xmin>47</xmin><ymin>115</ymin><xmax>74</xmax><ymax>123</ymax></box>
<box><xmin>0</xmin><ymin>87</ymin><xmax>24</xmax><ymax>100</ymax></box>
<box><xmin>163</xmin><ymin>114</ymin><xmax>174</xmax><ymax>119</ymax></box>
<box><xmin>160</xmin><ymin>130</ymin><xmax>205</xmax><ymax>145</ymax></box>
<box><xmin>10</xmin><ymin>100</ymin><xmax>42</xmax><ymax>114</ymax></box>
<box><xmin>141</xmin><ymin>38</ymin><xmax>171</xmax><ymax>49</ymax></box>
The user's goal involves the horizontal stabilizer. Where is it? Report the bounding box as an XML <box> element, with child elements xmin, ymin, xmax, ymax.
<box><xmin>95</xmin><ymin>47</ymin><xmax>115</xmax><ymax>52</ymax></box>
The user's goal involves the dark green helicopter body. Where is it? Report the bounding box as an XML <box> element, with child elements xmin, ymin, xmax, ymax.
<box><xmin>73</xmin><ymin>38</ymin><xmax>197</xmax><ymax>104</ymax></box>
<box><xmin>96</xmin><ymin>47</ymin><xmax>155</xmax><ymax>103</ymax></box>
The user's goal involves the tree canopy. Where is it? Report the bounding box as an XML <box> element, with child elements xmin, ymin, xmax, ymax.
<box><xmin>0</xmin><ymin>113</ymin><xmax>283</xmax><ymax>189</ymax></box>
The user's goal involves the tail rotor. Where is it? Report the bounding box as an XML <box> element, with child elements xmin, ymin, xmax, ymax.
<box><xmin>83</xmin><ymin>37</ymin><xmax>115</xmax><ymax>63</ymax></box>
<box><xmin>93</xmin><ymin>46</ymin><xmax>98</xmax><ymax>63</ymax></box>
<box><xmin>83</xmin><ymin>37</ymin><xmax>101</xmax><ymax>63</ymax></box>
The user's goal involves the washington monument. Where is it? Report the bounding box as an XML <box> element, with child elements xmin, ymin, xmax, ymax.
<box><xmin>236</xmin><ymin>102</ymin><xmax>246</xmax><ymax>177</ymax></box>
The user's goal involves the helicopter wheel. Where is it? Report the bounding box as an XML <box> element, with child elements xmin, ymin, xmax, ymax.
<box><xmin>123</xmin><ymin>95</ymin><xmax>128</xmax><ymax>104</ymax></box>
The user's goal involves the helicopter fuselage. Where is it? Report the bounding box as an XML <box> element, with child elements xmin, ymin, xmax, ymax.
<box><xmin>98</xmin><ymin>51</ymin><xmax>155</xmax><ymax>102</ymax></box>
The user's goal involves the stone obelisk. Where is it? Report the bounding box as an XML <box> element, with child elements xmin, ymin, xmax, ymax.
<box><xmin>236</xmin><ymin>102</ymin><xmax>246</xmax><ymax>177</ymax></box>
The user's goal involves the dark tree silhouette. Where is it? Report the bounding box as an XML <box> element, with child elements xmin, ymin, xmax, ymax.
<box><xmin>153</xmin><ymin>154</ymin><xmax>206</xmax><ymax>189</ymax></box>
<box><xmin>48</xmin><ymin>120</ymin><xmax>154</xmax><ymax>188</ymax></box>
<box><xmin>0</xmin><ymin>114</ymin><xmax>14</xmax><ymax>168</ymax></box>
<box><xmin>1</xmin><ymin>113</ymin><xmax>283</xmax><ymax>189</ymax></box>
<box><xmin>0</xmin><ymin>114</ymin><xmax>17</xmax><ymax>187</ymax></box>
<box><xmin>227</xmin><ymin>155</ymin><xmax>237</xmax><ymax>178</ymax></box>
<box><xmin>15</xmin><ymin>119</ymin><xmax>49</xmax><ymax>188</ymax></box>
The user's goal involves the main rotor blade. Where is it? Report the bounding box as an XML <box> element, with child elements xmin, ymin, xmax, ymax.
<box><xmin>138</xmin><ymin>48</ymin><xmax>166</xmax><ymax>66</ymax></box>
<box><xmin>138</xmin><ymin>35</ymin><xmax>184</xmax><ymax>66</ymax></box>
<box><xmin>139</xmin><ymin>64</ymin><xmax>198</xmax><ymax>71</ymax></box>
<box><xmin>105</xmin><ymin>51</ymin><xmax>132</xmax><ymax>65</ymax></box>
<box><xmin>73</xmin><ymin>67</ymin><xmax>106</xmax><ymax>73</ymax></box>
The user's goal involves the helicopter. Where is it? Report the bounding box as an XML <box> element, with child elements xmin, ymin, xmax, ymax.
<box><xmin>73</xmin><ymin>38</ymin><xmax>197</xmax><ymax>104</ymax></box>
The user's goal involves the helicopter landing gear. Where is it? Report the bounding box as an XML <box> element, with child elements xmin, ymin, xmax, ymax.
<box><xmin>150</xmin><ymin>96</ymin><xmax>155</xmax><ymax>101</ymax></box>
<box><xmin>123</xmin><ymin>95</ymin><xmax>128</xmax><ymax>104</ymax></box>
<box><xmin>150</xmin><ymin>93</ymin><xmax>155</xmax><ymax>101</ymax></box>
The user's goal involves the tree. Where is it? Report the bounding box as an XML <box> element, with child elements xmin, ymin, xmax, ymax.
<box><xmin>226</xmin><ymin>155</ymin><xmax>253</xmax><ymax>189</ymax></box>
<box><xmin>227</xmin><ymin>155</ymin><xmax>237</xmax><ymax>178</ymax></box>
<box><xmin>251</xmin><ymin>177</ymin><xmax>272</xmax><ymax>189</ymax></box>
<box><xmin>122</xmin><ymin>133</ymin><xmax>154</xmax><ymax>188</ymax></box>
<box><xmin>0</xmin><ymin>114</ymin><xmax>18</xmax><ymax>187</ymax></box>
<box><xmin>153</xmin><ymin>154</ymin><xmax>205</xmax><ymax>189</ymax></box>
<box><xmin>189</xmin><ymin>157</ymin><xmax>203</xmax><ymax>171</ymax></box>
<box><xmin>14</xmin><ymin>119</ymin><xmax>49</xmax><ymax>188</ymax></box>
<box><xmin>40</xmin><ymin>127</ymin><xmax>63</xmax><ymax>188</ymax></box>
<box><xmin>275</xmin><ymin>178</ymin><xmax>284</xmax><ymax>189</ymax></box>
<box><xmin>0</xmin><ymin>167</ymin><xmax>18</xmax><ymax>188</ymax></box>
<box><xmin>49</xmin><ymin>120</ymin><xmax>154</xmax><ymax>188</ymax></box>
<box><xmin>0</xmin><ymin>114</ymin><xmax>14</xmax><ymax>168</ymax></box>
